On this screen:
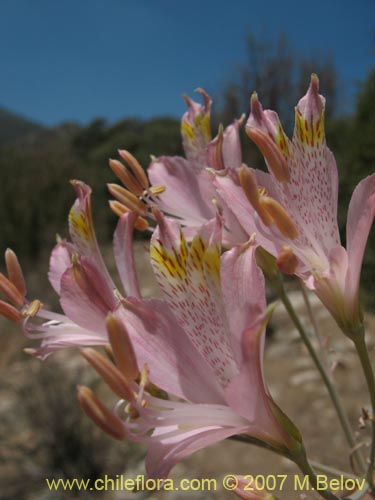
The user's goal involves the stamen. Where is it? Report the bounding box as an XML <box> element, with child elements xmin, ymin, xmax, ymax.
<box><xmin>5</xmin><ymin>249</ymin><xmax>26</xmax><ymax>297</ymax></box>
<box><xmin>77</xmin><ymin>385</ymin><xmax>127</xmax><ymax>440</ymax></box>
<box><xmin>22</xmin><ymin>299</ymin><xmax>42</xmax><ymax>318</ymax></box>
<box><xmin>109</xmin><ymin>200</ymin><xmax>128</xmax><ymax>217</ymax></box>
<box><xmin>107</xmin><ymin>184</ymin><xmax>148</xmax><ymax>215</ymax></box>
<box><xmin>106</xmin><ymin>314</ymin><xmax>140</xmax><ymax>381</ymax></box>
<box><xmin>276</xmin><ymin>245</ymin><xmax>299</xmax><ymax>274</ymax></box>
<box><xmin>247</xmin><ymin>128</ymin><xmax>290</xmax><ymax>183</ymax></box>
<box><xmin>259</xmin><ymin>197</ymin><xmax>299</xmax><ymax>239</ymax></box>
<box><xmin>109</xmin><ymin>159</ymin><xmax>144</xmax><ymax>196</ymax></box>
<box><xmin>148</xmin><ymin>185</ymin><xmax>166</xmax><ymax>197</ymax></box>
<box><xmin>239</xmin><ymin>165</ymin><xmax>260</xmax><ymax>210</ymax></box>
<box><xmin>80</xmin><ymin>348</ymin><xmax>135</xmax><ymax>401</ymax></box>
<box><xmin>0</xmin><ymin>300</ymin><xmax>23</xmax><ymax>322</ymax></box>
<box><xmin>239</xmin><ymin>166</ymin><xmax>273</xmax><ymax>226</ymax></box>
<box><xmin>0</xmin><ymin>272</ymin><xmax>24</xmax><ymax>307</ymax></box>
<box><xmin>108</xmin><ymin>201</ymin><xmax>149</xmax><ymax>230</ymax></box>
<box><xmin>118</xmin><ymin>150</ymin><xmax>149</xmax><ymax>190</ymax></box>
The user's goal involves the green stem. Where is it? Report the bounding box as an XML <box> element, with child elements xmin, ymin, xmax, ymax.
<box><xmin>275</xmin><ymin>279</ymin><xmax>366</xmax><ymax>474</ymax></box>
<box><xmin>310</xmin><ymin>460</ymin><xmax>360</xmax><ymax>480</ymax></box>
<box><xmin>299</xmin><ymin>280</ymin><xmax>327</xmax><ymax>356</ymax></box>
<box><xmin>231</xmin><ymin>435</ymin><xmax>368</xmax><ymax>500</ymax></box>
<box><xmin>294</xmin><ymin>449</ymin><xmax>341</xmax><ymax>500</ymax></box>
<box><xmin>353</xmin><ymin>332</ymin><xmax>375</xmax><ymax>494</ymax></box>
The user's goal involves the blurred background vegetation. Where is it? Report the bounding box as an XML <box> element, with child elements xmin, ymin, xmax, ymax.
<box><xmin>0</xmin><ymin>33</ymin><xmax>374</xmax><ymax>302</ymax></box>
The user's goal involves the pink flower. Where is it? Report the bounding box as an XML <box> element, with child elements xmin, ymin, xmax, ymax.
<box><xmin>78</xmin><ymin>213</ymin><xmax>302</xmax><ymax>479</ymax></box>
<box><xmin>215</xmin><ymin>75</ymin><xmax>375</xmax><ymax>337</ymax></box>
<box><xmin>107</xmin><ymin>90</ymin><xmax>248</xmax><ymax>246</ymax></box>
<box><xmin>5</xmin><ymin>181</ymin><xmax>143</xmax><ymax>358</ymax></box>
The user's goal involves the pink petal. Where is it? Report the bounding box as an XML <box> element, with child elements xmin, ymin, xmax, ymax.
<box><xmin>148</xmin><ymin>156</ymin><xmax>215</xmax><ymax>228</ymax></box>
<box><xmin>115</xmin><ymin>301</ymin><xmax>224</xmax><ymax>403</ymax></box>
<box><xmin>26</xmin><ymin>312</ymin><xmax>107</xmax><ymax>359</ymax></box>
<box><xmin>151</xmin><ymin>215</ymin><xmax>239</xmax><ymax>386</ymax></box>
<box><xmin>225</xmin><ymin>326</ymin><xmax>289</xmax><ymax>449</ymax></box>
<box><xmin>220</xmin><ymin>241</ymin><xmax>266</xmax><ymax>363</ymax></box>
<box><xmin>213</xmin><ymin>169</ymin><xmax>255</xmax><ymax>234</ymax></box>
<box><xmin>206</xmin><ymin>119</ymin><xmax>242</xmax><ymax>171</ymax></box>
<box><xmin>69</xmin><ymin>181</ymin><xmax>113</xmax><ymax>282</ymax></box>
<box><xmin>60</xmin><ymin>256</ymin><xmax>117</xmax><ymax>332</ymax></box>
<box><xmin>145</xmin><ymin>423</ymin><xmax>250</xmax><ymax>479</ymax></box>
<box><xmin>222</xmin><ymin>119</ymin><xmax>243</xmax><ymax>169</ymax></box>
<box><xmin>113</xmin><ymin>212</ymin><xmax>141</xmax><ymax>298</ymax></box>
<box><xmin>48</xmin><ymin>240</ymin><xmax>74</xmax><ymax>293</ymax></box>
<box><xmin>181</xmin><ymin>89</ymin><xmax>212</xmax><ymax>167</ymax></box>
<box><xmin>345</xmin><ymin>174</ymin><xmax>375</xmax><ymax>306</ymax></box>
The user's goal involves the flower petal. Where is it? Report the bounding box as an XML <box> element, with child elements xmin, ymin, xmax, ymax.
<box><xmin>148</xmin><ymin>156</ymin><xmax>215</xmax><ymax>229</ymax></box>
<box><xmin>225</xmin><ymin>325</ymin><xmax>290</xmax><ymax>450</ymax></box>
<box><xmin>48</xmin><ymin>240</ymin><xmax>74</xmax><ymax>293</ymax></box>
<box><xmin>151</xmin><ymin>215</ymin><xmax>239</xmax><ymax>386</ymax></box>
<box><xmin>113</xmin><ymin>212</ymin><xmax>141</xmax><ymax>298</ymax></box>
<box><xmin>145</xmin><ymin>423</ymin><xmax>250</xmax><ymax>479</ymax></box>
<box><xmin>220</xmin><ymin>240</ymin><xmax>266</xmax><ymax>363</ymax></box>
<box><xmin>60</xmin><ymin>256</ymin><xmax>117</xmax><ymax>332</ymax></box>
<box><xmin>24</xmin><ymin>310</ymin><xmax>107</xmax><ymax>359</ymax></box>
<box><xmin>115</xmin><ymin>301</ymin><xmax>224</xmax><ymax>403</ymax></box>
<box><xmin>206</xmin><ymin>119</ymin><xmax>243</xmax><ymax>171</ymax></box>
<box><xmin>181</xmin><ymin>89</ymin><xmax>212</xmax><ymax>167</ymax></box>
<box><xmin>69</xmin><ymin>181</ymin><xmax>113</xmax><ymax>282</ymax></box>
<box><xmin>345</xmin><ymin>173</ymin><xmax>375</xmax><ymax>306</ymax></box>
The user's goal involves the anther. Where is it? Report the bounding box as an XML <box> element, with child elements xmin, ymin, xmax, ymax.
<box><xmin>259</xmin><ymin>197</ymin><xmax>299</xmax><ymax>239</ymax></box>
<box><xmin>81</xmin><ymin>348</ymin><xmax>135</xmax><ymax>401</ymax></box>
<box><xmin>5</xmin><ymin>249</ymin><xmax>26</xmax><ymax>297</ymax></box>
<box><xmin>107</xmin><ymin>184</ymin><xmax>148</xmax><ymax>215</ymax></box>
<box><xmin>276</xmin><ymin>245</ymin><xmax>299</xmax><ymax>274</ymax></box>
<box><xmin>77</xmin><ymin>385</ymin><xmax>127</xmax><ymax>440</ymax></box>
<box><xmin>106</xmin><ymin>314</ymin><xmax>140</xmax><ymax>381</ymax></box>
<box><xmin>118</xmin><ymin>150</ymin><xmax>149</xmax><ymax>190</ymax></box>
<box><xmin>109</xmin><ymin>159</ymin><xmax>144</xmax><ymax>196</ymax></box>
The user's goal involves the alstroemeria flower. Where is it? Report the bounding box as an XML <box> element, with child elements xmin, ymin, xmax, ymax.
<box><xmin>107</xmin><ymin>90</ymin><xmax>248</xmax><ymax>246</ymax></box>
<box><xmin>6</xmin><ymin>181</ymin><xmax>144</xmax><ymax>358</ymax></box>
<box><xmin>215</xmin><ymin>75</ymin><xmax>375</xmax><ymax>337</ymax></box>
<box><xmin>78</xmin><ymin>214</ymin><xmax>302</xmax><ymax>479</ymax></box>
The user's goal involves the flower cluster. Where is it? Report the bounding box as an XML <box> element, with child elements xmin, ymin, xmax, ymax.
<box><xmin>2</xmin><ymin>75</ymin><xmax>375</xmax><ymax>500</ymax></box>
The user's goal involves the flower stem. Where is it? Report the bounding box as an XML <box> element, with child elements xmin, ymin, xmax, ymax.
<box><xmin>274</xmin><ymin>279</ymin><xmax>366</xmax><ymax>474</ymax></box>
<box><xmin>309</xmin><ymin>460</ymin><xmax>360</xmax><ymax>480</ymax></box>
<box><xmin>294</xmin><ymin>449</ymin><xmax>341</xmax><ymax>500</ymax></box>
<box><xmin>299</xmin><ymin>280</ymin><xmax>326</xmax><ymax>355</ymax></box>
<box><xmin>353</xmin><ymin>331</ymin><xmax>375</xmax><ymax>494</ymax></box>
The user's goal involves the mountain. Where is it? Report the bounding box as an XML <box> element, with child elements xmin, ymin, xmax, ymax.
<box><xmin>0</xmin><ymin>107</ymin><xmax>46</xmax><ymax>146</ymax></box>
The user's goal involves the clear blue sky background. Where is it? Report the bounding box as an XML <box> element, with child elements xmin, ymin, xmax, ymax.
<box><xmin>0</xmin><ymin>0</ymin><xmax>374</xmax><ymax>126</ymax></box>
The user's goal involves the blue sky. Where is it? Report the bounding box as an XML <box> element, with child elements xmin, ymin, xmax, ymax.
<box><xmin>0</xmin><ymin>0</ymin><xmax>374</xmax><ymax>126</ymax></box>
